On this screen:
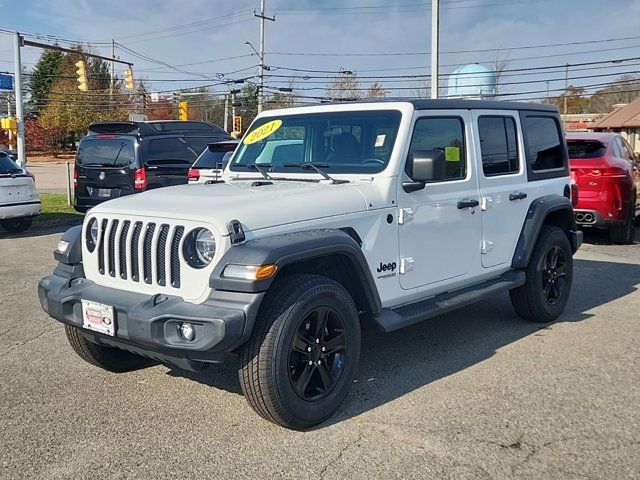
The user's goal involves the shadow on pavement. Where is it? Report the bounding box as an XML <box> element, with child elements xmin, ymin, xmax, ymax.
<box><xmin>581</xmin><ymin>225</ymin><xmax>639</xmax><ymax>246</ymax></box>
<box><xmin>167</xmin><ymin>257</ymin><xmax>640</xmax><ymax>427</ymax></box>
<box><xmin>0</xmin><ymin>218</ymin><xmax>82</xmax><ymax>240</ymax></box>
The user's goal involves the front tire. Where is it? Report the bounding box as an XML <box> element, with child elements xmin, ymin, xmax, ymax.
<box><xmin>0</xmin><ymin>217</ymin><xmax>33</xmax><ymax>233</ymax></box>
<box><xmin>238</xmin><ymin>274</ymin><xmax>361</xmax><ymax>430</ymax></box>
<box><xmin>510</xmin><ymin>226</ymin><xmax>573</xmax><ymax>323</ymax></box>
<box><xmin>64</xmin><ymin>325</ymin><xmax>155</xmax><ymax>373</ymax></box>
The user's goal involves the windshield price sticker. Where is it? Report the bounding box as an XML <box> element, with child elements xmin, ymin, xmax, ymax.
<box><xmin>244</xmin><ymin>119</ymin><xmax>283</xmax><ymax>145</ymax></box>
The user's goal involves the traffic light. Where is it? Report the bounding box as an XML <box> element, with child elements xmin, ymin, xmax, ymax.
<box><xmin>124</xmin><ymin>68</ymin><xmax>134</xmax><ymax>91</ymax></box>
<box><xmin>75</xmin><ymin>60</ymin><xmax>87</xmax><ymax>92</ymax></box>
<box><xmin>233</xmin><ymin>115</ymin><xmax>242</xmax><ymax>135</ymax></box>
<box><xmin>1</xmin><ymin>117</ymin><xmax>17</xmax><ymax>131</ymax></box>
<box><xmin>178</xmin><ymin>101</ymin><xmax>189</xmax><ymax>121</ymax></box>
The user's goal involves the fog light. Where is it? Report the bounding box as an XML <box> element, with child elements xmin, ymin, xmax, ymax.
<box><xmin>179</xmin><ymin>322</ymin><xmax>196</xmax><ymax>341</ymax></box>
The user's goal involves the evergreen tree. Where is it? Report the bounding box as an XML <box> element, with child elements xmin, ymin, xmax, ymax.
<box><xmin>27</xmin><ymin>48</ymin><xmax>65</xmax><ymax>114</ymax></box>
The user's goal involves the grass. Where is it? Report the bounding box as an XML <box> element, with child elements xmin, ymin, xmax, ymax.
<box><xmin>34</xmin><ymin>193</ymin><xmax>84</xmax><ymax>229</ymax></box>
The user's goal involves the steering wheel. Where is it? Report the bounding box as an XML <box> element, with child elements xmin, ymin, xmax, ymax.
<box><xmin>361</xmin><ymin>158</ymin><xmax>385</xmax><ymax>165</ymax></box>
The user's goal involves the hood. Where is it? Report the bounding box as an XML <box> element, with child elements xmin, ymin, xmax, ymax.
<box><xmin>91</xmin><ymin>179</ymin><xmax>369</xmax><ymax>233</ymax></box>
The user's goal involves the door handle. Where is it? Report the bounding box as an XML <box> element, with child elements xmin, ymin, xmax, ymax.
<box><xmin>509</xmin><ymin>192</ymin><xmax>528</xmax><ymax>201</ymax></box>
<box><xmin>457</xmin><ymin>199</ymin><xmax>480</xmax><ymax>209</ymax></box>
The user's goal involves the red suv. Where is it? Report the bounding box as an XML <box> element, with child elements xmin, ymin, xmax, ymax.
<box><xmin>567</xmin><ymin>132</ymin><xmax>639</xmax><ymax>244</ymax></box>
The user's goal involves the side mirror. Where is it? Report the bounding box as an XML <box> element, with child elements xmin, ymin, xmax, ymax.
<box><xmin>403</xmin><ymin>150</ymin><xmax>446</xmax><ymax>192</ymax></box>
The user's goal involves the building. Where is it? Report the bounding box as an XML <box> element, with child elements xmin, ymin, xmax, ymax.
<box><xmin>447</xmin><ymin>64</ymin><xmax>496</xmax><ymax>99</ymax></box>
<box><xmin>589</xmin><ymin>98</ymin><xmax>640</xmax><ymax>153</ymax></box>
<box><xmin>561</xmin><ymin>113</ymin><xmax>604</xmax><ymax>132</ymax></box>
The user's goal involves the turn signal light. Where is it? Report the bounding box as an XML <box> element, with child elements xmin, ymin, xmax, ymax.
<box><xmin>223</xmin><ymin>264</ymin><xmax>278</xmax><ymax>280</ymax></box>
<box><xmin>73</xmin><ymin>168</ymin><xmax>78</xmax><ymax>187</ymax></box>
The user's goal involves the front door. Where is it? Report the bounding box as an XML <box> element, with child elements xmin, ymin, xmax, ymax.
<box><xmin>397</xmin><ymin>111</ymin><xmax>482</xmax><ymax>290</ymax></box>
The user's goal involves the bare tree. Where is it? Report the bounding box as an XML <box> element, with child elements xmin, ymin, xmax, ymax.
<box><xmin>366</xmin><ymin>82</ymin><xmax>387</xmax><ymax>98</ymax></box>
<box><xmin>325</xmin><ymin>70</ymin><xmax>362</xmax><ymax>101</ymax></box>
<box><xmin>492</xmin><ymin>54</ymin><xmax>511</xmax><ymax>97</ymax></box>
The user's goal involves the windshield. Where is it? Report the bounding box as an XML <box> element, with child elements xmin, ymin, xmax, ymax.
<box><xmin>77</xmin><ymin>137</ymin><xmax>135</xmax><ymax>167</ymax></box>
<box><xmin>567</xmin><ymin>140</ymin><xmax>607</xmax><ymax>159</ymax></box>
<box><xmin>230</xmin><ymin>110</ymin><xmax>402</xmax><ymax>174</ymax></box>
<box><xmin>193</xmin><ymin>142</ymin><xmax>238</xmax><ymax>169</ymax></box>
<box><xmin>0</xmin><ymin>154</ymin><xmax>22</xmax><ymax>174</ymax></box>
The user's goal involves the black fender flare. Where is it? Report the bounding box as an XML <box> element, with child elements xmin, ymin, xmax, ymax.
<box><xmin>210</xmin><ymin>228</ymin><xmax>382</xmax><ymax>313</ymax></box>
<box><xmin>512</xmin><ymin>195</ymin><xmax>580</xmax><ymax>269</ymax></box>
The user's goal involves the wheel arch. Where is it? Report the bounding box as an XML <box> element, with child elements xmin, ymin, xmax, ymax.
<box><xmin>512</xmin><ymin>195</ymin><xmax>582</xmax><ymax>269</ymax></box>
<box><xmin>210</xmin><ymin>228</ymin><xmax>382</xmax><ymax>314</ymax></box>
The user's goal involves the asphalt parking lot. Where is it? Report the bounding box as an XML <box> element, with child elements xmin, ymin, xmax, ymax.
<box><xmin>1</xmin><ymin>227</ymin><xmax>639</xmax><ymax>479</ymax></box>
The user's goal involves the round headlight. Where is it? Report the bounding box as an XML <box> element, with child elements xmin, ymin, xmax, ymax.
<box><xmin>183</xmin><ymin>228</ymin><xmax>216</xmax><ymax>268</ymax></box>
<box><xmin>86</xmin><ymin>218</ymin><xmax>99</xmax><ymax>252</ymax></box>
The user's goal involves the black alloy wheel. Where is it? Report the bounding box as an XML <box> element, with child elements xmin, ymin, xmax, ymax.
<box><xmin>288</xmin><ymin>306</ymin><xmax>347</xmax><ymax>401</ymax></box>
<box><xmin>541</xmin><ymin>245</ymin><xmax>567</xmax><ymax>305</ymax></box>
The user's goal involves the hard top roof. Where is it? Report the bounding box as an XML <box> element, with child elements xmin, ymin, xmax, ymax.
<box><xmin>309</xmin><ymin>98</ymin><xmax>559</xmax><ymax>112</ymax></box>
<box><xmin>87</xmin><ymin>120</ymin><xmax>229</xmax><ymax>137</ymax></box>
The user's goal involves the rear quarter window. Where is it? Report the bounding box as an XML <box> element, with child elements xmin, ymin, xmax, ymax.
<box><xmin>524</xmin><ymin>116</ymin><xmax>565</xmax><ymax>171</ymax></box>
<box><xmin>146</xmin><ymin>138</ymin><xmax>189</xmax><ymax>165</ymax></box>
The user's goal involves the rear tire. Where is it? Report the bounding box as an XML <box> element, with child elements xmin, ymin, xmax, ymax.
<box><xmin>510</xmin><ymin>226</ymin><xmax>573</xmax><ymax>323</ymax></box>
<box><xmin>238</xmin><ymin>274</ymin><xmax>361</xmax><ymax>430</ymax></box>
<box><xmin>609</xmin><ymin>203</ymin><xmax>635</xmax><ymax>244</ymax></box>
<box><xmin>64</xmin><ymin>325</ymin><xmax>155</xmax><ymax>373</ymax></box>
<box><xmin>0</xmin><ymin>217</ymin><xmax>33</xmax><ymax>233</ymax></box>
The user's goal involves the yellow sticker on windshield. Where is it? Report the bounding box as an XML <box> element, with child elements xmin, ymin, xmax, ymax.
<box><xmin>243</xmin><ymin>119</ymin><xmax>283</xmax><ymax>145</ymax></box>
<box><xmin>445</xmin><ymin>146</ymin><xmax>460</xmax><ymax>162</ymax></box>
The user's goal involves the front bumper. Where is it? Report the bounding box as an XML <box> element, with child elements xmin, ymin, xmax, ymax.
<box><xmin>38</xmin><ymin>263</ymin><xmax>264</xmax><ymax>370</ymax></box>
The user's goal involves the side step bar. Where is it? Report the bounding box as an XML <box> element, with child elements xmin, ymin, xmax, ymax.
<box><xmin>372</xmin><ymin>270</ymin><xmax>526</xmax><ymax>333</ymax></box>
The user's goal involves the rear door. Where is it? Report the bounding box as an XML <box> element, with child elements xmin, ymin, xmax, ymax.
<box><xmin>472</xmin><ymin>110</ymin><xmax>529</xmax><ymax>268</ymax></box>
<box><xmin>144</xmin><ymin>137</ymin><xmax>192</xmax><ymax>188</ymax></box>
<box><xmin>75</xmin><ymin>136</ymin><xmax>137</xmax><ymax>201</ymax></box>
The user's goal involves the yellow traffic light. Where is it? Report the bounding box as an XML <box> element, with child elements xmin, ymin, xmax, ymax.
<box><xmin>124</xmin><ymin>68</ymin><xmax>134</xmax><ymax>91</ymax></box>
<box><xmin>1</xmin><ymin>117</ymin><xmax>17</xmax><ymax>130</ymax></box>
<box><xmin>178</xmin><ymin>101</ymin><xmax>189</xmax><ymax>121</ymax></box>
<box><xmin>75</xmin><ymin>60</ymin><xmax>88</xmax><ymax>92</ymax></box>
<box><xmin>232</xmin><ymin>115</ymin><xmax>242</xmax><ymax>135</ymax></box>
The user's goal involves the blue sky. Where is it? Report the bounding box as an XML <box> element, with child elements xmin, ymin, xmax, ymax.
<box><xmin>2</xmin><ymin>0</ymin><xmax>640</xmax><ymax>101</ymax></box>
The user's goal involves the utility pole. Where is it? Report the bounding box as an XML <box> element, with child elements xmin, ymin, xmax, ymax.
<box><xmin>6</xmin><ymin>92</ymin><xmax>13</xmax><ymax>150</ymax></box>
<box><xmin>563</xmin><ymin>63</ymin><xmax>569</xmax><ymax>128</ymax></box>
<box><xmin>13</xmin><ymin>32</ymin><xmax>25</xmax><ymax>167</ymax></box>
<box><xmin>430</xmin><ymin>0</ymin><xmax>439</xmax><ymax>99</ymax></box>
<box><xmin>254</xmin><ymin>0</ymin><xmax>275</xmax><ymax>113</ymax></box>
<box><xmin>223</xmin><ymin>93</ymin><xmax>229</xmax><ymax>132</ymax></box>
<box><xmin>231</xmin><ymin>90</ymin><xmax>237</xmax><ymax>120</ymax></box>
<box><xmin>110</xmin><ymin>39</ymin><xmax>115</xmax><ymax>112</ymax></box>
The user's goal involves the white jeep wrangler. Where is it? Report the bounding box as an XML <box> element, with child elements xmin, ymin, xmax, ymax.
<box><xmin>39</xmin><ymin>99</ymin><xmax>582</xmax><ymax>430</ymax></box>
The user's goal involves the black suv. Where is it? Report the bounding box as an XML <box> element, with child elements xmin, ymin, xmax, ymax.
<box><xmin>74</xmin><ymin>120</ymin><xmax>230</xmax><ymax>212</ymax></box>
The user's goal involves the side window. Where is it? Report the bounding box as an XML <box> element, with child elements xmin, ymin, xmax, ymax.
<box><xmin>184</xmin><ymin>137</ymin><xmax>214</xmax><ymax>163</ymax></box>
<box><xmin>478</xmin><ymin>116</ymin><xmax>520</xmax><ymax>176</ymax></box>
<box><xmin>612</xmin><ymin>138</ymin><xmax>624</xmax><ymax>159</ymax></box>
<box><xmin>622</xmin><ymin>138</ymin><xmax>636</xmax><ymax>162</ymax></box>
<box><xmin>407</xmin><ymin>117</ymin><xmax>466</xmax><ymax>181</ymax></box>
<box><xmin>523</xmin><ymin>116</ymin><xmax>564</xmax><ymax>171</ymax></box>
<box><xmin>147</xmin><ymin>138</ymin><xmax>189</xmax><ymax>164</ymax></box>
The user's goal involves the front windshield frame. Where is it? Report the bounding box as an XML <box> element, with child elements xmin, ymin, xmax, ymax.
<box><xmin>229</xmin><ymin>109</ymin><xmax>402</xmax><ymax>175</ymax></box>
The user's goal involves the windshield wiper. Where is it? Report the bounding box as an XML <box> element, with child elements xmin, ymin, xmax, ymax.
<box><xmin>234</xmin><ymin>163</ymin><xmax>272</xmax><ymax>180</ymax></box>
<box><xmin>283</xmin><ymin>163</ymin><xmax>349</xmax><ymax>184</ymax></box>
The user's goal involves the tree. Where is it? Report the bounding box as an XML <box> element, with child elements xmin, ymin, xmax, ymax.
<box><xmin>551</xmin><ymin>86</ymin><xmax>589</xmax><ymax>114</ymax></box>
<box><xmin>237</xmin><ymin>84</ymin><xmax>259</xmax><ymax>125</ymax></box>
<box><xmin>27</xmin><ymin>48</ymin><xmax>65</xmax><ymax>114</ymax></box>
<box><xmin>366</xmin><ymin>82</ymin><xmax>386</xmax><ymax>98</ymax></box>
<box><xmin>492</xmin><ymin>55</ymin><xmax>510</xmax><ymax>96</ymax></box>
<box><xmin>89</xmin><ymin>57</ymin><xmax>111</xmax><ymax>91</ymax></box>
<box><xmin>587</xmin><ymin>75</ymin><xmax>640</xmax><ymax>113</ymax></box>
<box><xmin>325</xmin><ymin>71</ymin><xmax>362</xmax><ymax>101</ymax></box>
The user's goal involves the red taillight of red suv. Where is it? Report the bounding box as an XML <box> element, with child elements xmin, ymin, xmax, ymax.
<box><xmin>187</xmin><ymin>168</ymin><xmax>200</xmax><ymax>181</ymax></box>
<box><xmin>583</xmin><ymin>167</ymin><xmax>627</xmax><ymax>177</ymax></box>
<box><xmin>134</xmin><ymin>167</ymin><xmax>147</xmax><ymax>190</ymax></box>
<box><xmin>73</xmin><ymin>168</ymin><xmax>78</xmax><ymax>187</ymax></box>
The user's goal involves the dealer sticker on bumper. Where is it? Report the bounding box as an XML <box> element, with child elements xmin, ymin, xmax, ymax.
<box><xmin>81</xmin><ymin>300</ymin><xmax>116</xmax><ymax>336</ymax></box>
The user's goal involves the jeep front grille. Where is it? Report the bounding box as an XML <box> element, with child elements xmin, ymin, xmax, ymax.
<box><xmin>95</xmin><ymin>218</ymin><xmax>184</xmax><ymax>289</ymax></box>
